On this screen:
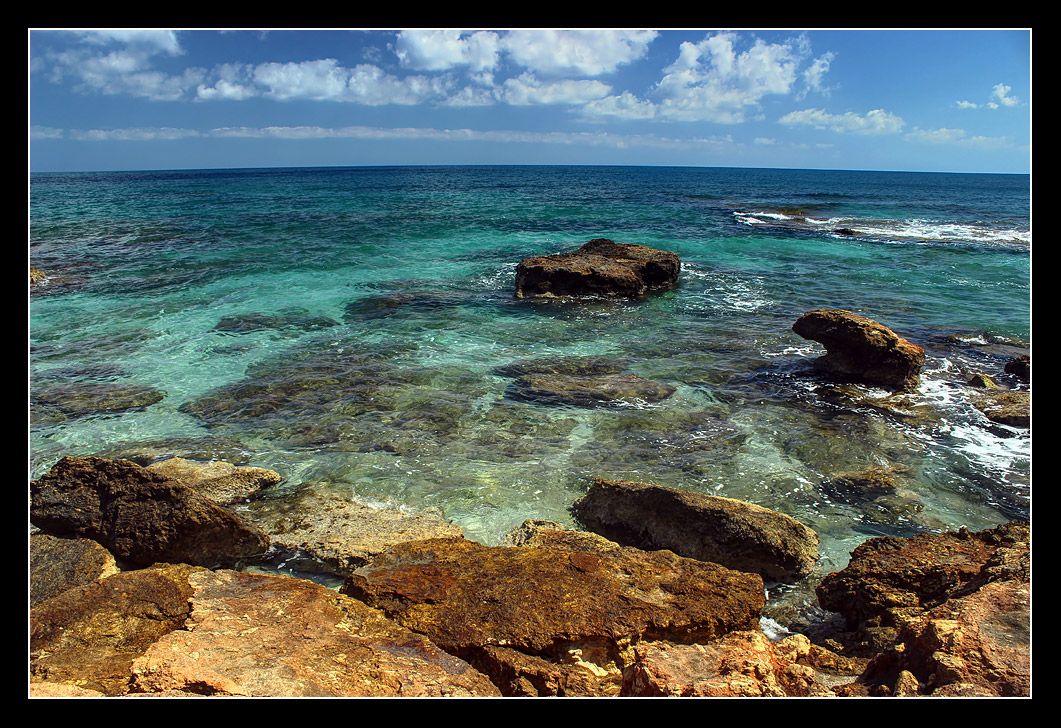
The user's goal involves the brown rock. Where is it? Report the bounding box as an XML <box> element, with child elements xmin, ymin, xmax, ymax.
<box><xmin>131</xmin><ymin>569</ymin><xmax>500</xmax><ymax>697</ymax></box>
<box><xmin>30</xmin><ymin>563</ymin><xmax>202</xmax><ymax>696</ymax></box>
<box><xmin>792</xmin><ymin>309</ymin><xmax>926</xmax><ymax>391</ymax></box>
<box><xmin>571</xmin><ymin>479</ymin><xmax>820</xmax><ymax>582</ymax></box>
<box><xmin>30</xmin><ymin>456</ymin><xmax>270</xmax><ymax>569</ymax></box>
<box><xmin>30</xmin><ymin>532</ymin><xmax>119</xmax><ymax>606</ymax></box>
<box><xmin>1004</xmin><ymin>354</ymin><xmax>1030</xmax><ymax>382</ymax></box>
<box><xmin>341</xmin><ymin>537</ymin><xmax>765</xmax><ymax>695</ymax></box>
<box><xmin>507</xmin><ymin>371</ymin><xmax>676</xmax><ymax>407</ymax></box>
<box><xmin>514</xmin><ymin>238</ymin><xmax>680</xmax><ymax>299</ymax></box>
<box><xmin>968</xmin><ymin>389</ymin><xmax>1030</xmax><ymax>428</ymax></box>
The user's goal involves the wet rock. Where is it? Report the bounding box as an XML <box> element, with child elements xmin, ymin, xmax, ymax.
<box><xmin>1004</xmin><ymin>354</ymin><xmax>1030</xmax><ymax>382</ymax></box>
<box><xmin>31</xmin><ymin>380</ymin><xmax>165</xmax><ymax>424</ymax></box>
<box><xmin>514</xmin><ymin>238</ymin><xmax>680</xmax><ymax>299</ymax></box>
<box><xmin>341</xmin><ymin>536</ymin><xmax>765</xmax><ymax>696</ymax></box>
<box><xmin>30</xmin><ymin>563</ymin><xmax>202</xmax><ymax>696</ymax></box>
<box><xmin>31</xmin><ymin>266</ymin><xmax>47</xmax><ymax>285</ymax></box>
<box><xmin>30</xmin><ymin>532</ymin><xmax>119</xmax><ymax>606</ymax></box>
<box><xmin>30</xmin><ymin>456</ymin><xmax>270</xmax><ymax>569</ymax></box>
<box><xmin>819</xmin><ymin>465</ymin><xmax>907</xmax><ymax>506</ymax></box>
<box><xmin>213</xmin><ymin>308</ymin><xmax>339</xmax><ymax>334</ymax></box>
<box><xmin>792</xmin><ymin>309</ymin><xmax>926</xmax><ymax>392</ymax></box>
<box><xmin>493</xmin><ymin>355</ymin><xmax>629</xmax><ymax>379</ymax></box>
<box><xmin>245</xmin><ymin>482</ymin><xmax>465</xmax><ymax>577</ymax></box>
<box><xmin>968</xmin><ymin>389</ymin><xmax>1030</xmax><ymax>427</ymax></box>
<box><xmin>621</xmin><ymin>631</ymin><xmax>857</xmax><ymax>697</ymax></box>
<box><xmin>131</xmin><ymin>569</ymin><xmax>500</xmax><ymax>697</ymax></box>
<box><xmin>967</xmin><ymin>372</ymin><xmax>999</xmax><ymax>388</ymax></box>
<box><xmin>145</xmin><ymin>457</ymin><xmax>283</xmax><ymax>505</ymax></box>
<box><xmin>343</xmin><ymin>290</ymin><xmax>465</xmax><ymax>321</ymax></box>
<box><xmin>815</xmin><ymin>521</ymin><xmax>1029</xmax><ymax>657</ymax></box>
<box><xmin>571</xmin><ymin>479</ymin><xmax>820</xmax><ymax>583</ymax></box>
<box><xmin>507</xmin><ymin>371</ymin><xmax>676</xmax><ymax>408</ymax></box>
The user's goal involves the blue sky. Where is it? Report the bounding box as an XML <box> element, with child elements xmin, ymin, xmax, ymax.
<box><xmin>29</xmin><ymin>28</ymin><xmax>1031</xmax><ymax>174</ymax></box>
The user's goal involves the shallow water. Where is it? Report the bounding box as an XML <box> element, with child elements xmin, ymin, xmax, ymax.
<box><xmin>30</xmin><ymin>165</ymin><xmax>1031</xmax><ymax>617</ymax></box>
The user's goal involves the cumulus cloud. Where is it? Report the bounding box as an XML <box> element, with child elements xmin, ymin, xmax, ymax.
<box><xmin>957</xmin><ymin>82</ymin><xmax>1020</xmax><ymax>110</ymax></box>
<box><xmin>501</xmin><ymin>73</ymin><xmax>612</xmax><ymax>105</ymax></box>
<box><xmin>501</xmin><ymin>29</ymin><xmax>658</xmax><ymax>77</ymax></box>
<box><xmin>652</xmin><ymin>32</ymin><xmax>810</xmax><ymax>123</ymax></box>
<box><xmin>394</xmin><ymin>30</ymin><xmax>501</xmax><ymax>75</ymax></box>
<box><xmin>778</xmin><ymin>107</ymin><xmax>905</xmax><ymax>135</ymax></box>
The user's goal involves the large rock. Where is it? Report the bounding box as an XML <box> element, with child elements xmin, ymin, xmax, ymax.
<box><xmin>967</xmin><ymin>389</ymin><xmax>1030</xmax><ymax>428</ymax></box>
<box><xmin>792</xmin><ymin>309</ymin><xmax>926</xmax><ymax>392</ymax></box>
<box><xmin>245</xmin><ymin>481</ymin><xmax>465</xmax><ymax>577</ymax></box>
<box><xmin>815</xmin><ymin>521</ymin><xmax>1029</xmax><ymax>657</ymax></box>
<box><xmin>514</xmin><ymin>238</ymin><xmax>680</xmax><ymax>299</ymax></box>
<box><xmin>341</xmin><ymin>536</ymin><xmax>765</xmax><ymax>696</ymax></box>
<box><xmin>30</xmin><ymin>563</ymin><xmax>202</xmax><ymax>695</ymax></box>
<box><xmin>571</xmin><ymin>479</ymin><xmax>819</xmax><ymax>583</ymax></box>
<box><xmin>507</xmin><ymin>372</ymin><xmax>677</xmax><ymax>407</ymax></box>
<box><xmin>131</xmin><ymin>570</ymin><xmax>501</xmax><ymax>697</ymax></box>
<box><xmin>30</xmin><ymin>456</ymin><xmax>270</xmax><ymax>569</ymax></box>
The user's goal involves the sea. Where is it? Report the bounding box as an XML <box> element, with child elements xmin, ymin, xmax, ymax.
<box><xmin>29</xmin><ymin>164</ymin><xmax>1031</xmax><ymax>622</ymax></box>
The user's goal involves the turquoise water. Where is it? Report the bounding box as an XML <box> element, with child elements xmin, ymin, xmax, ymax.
<box><xmin>30</xmin><ymin>165</ymin><xmax>1031</xmax><ymax>613</ymax></box>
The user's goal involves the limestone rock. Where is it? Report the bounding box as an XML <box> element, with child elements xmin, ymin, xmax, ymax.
<box><xmin>571</xmin><ymin>478</ymin><xmax>820</xmax><ymax>582</ymax></box>
<box><xmin>30</xmin><ymin>563</ymin><xmax>202</xmax><ymax>696</ymax></box>
<box><xmin>245</xmin><ymin>481</ymin><xmax>465</xmax><ymax>577</ymax></box>
<box><xmin>30</xmin><ymin>456</ymin><xmax>270</xmax><ymax>569</ymax></box>
<box><xmin>30</xmin><ymin>532</ymin><xmax>119</xmax><ymax>606</ymax></box>
<box><xmin>145</xmin><ymin>456</ymin><xmax>282</xmax><ymax>505</ymax></box>
<box><xmin>967</xmin><ymin>389</ymin><xmax>1030</xmax><ymax>428</ymax></box>
<box><xmin>131</xmin><ymin>570</ymin><xmax>500</xmax><ymax>697</ymax></box>
<box><xmin>792</xmin><ymin>309</ymin><xmax>925</xmax><ymax>392</ymax></box>
<box><xmin>341</xmin><ymin>537</ymin><xmax>765</xmax><ymax>695</ymax></box>
<box><xmin>514</xmin><ymin>238</ymin><xmax>680</xmax><ymax>299</ymax></box>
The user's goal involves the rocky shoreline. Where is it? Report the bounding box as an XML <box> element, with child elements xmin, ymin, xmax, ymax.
<box><xmin>29</xmin><ymin>245</ymin><xmax>1031</xmax><ymax>697</ymax></box>
<box><xmin>30</xmin><ymin>455</ymin><xmax>1030</xmax><ymax>698</ymax></box>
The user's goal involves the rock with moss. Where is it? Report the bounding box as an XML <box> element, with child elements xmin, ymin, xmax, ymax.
<box><xmin>515</xmin><ymin>238</ymin><xmax>680</xmax><ymax>299</ymax></box>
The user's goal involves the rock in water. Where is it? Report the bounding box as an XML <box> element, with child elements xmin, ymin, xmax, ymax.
<box><xmin>30</xmin><ymin>456</ymin><xmax>269</xmax><ymax>569</ymax></box>
<box><xmin>792</xmin><ymin>309</ymin><xmax>925</xmax><ymax>392</ymax></box>
<box><xmin>514</xmin><ymin>238</ymin><xmax>680</xmax><ymax>299</ymax></box>
<box><xmin>571</xmin><ymin>479</ymin><xmax>820</xmax><ymax>583</ymax></box>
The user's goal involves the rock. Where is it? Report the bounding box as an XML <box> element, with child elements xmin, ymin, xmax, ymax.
<box><xmin>493</xmin><ymin>355</ymin><xmax>628</xmax><ymax>379</ymax></box>
<box><xmin>621</xmin><ymin>631</ymin><xmax>857</xmax><ymax>697</ymax></box>
<box><xmin>31</xmin><ymin>266</ymin><xmax>47</xmax><ymax>285</ymax></box>
<box><xmin>1004</xmin><ymin>354</ymin><xmax>1030</xmax><ymax>382</ymax></box>
<box><xmin>966</xmin><ymin>372</ymin><xmax>999</xmax><ymax>388</ymax></box>
<box><xmin>507</xmin><ymin>372</ymin><xmax>676</xmax><ymax>408</ymax></box>
<box><xmin>514</xmin><ymin>238</ymin><xmax>680</xmax><ymax>299</ymax></box>
<box><xmin>815</xmin><ymin>521</ymin><xmax>1029</xmax><ymax>657</ymax></box>
<box><xmin>571</xmin><ymin>479</ymin><xmax>820</xmax><ymax>583</ymax></box>
<box><xmin>31</xmin><ymin>380</ymin><xmax>165</xmax><ymax>424</ymax></box>
<box><xmin>30</xmin><ymin>456</ymin><xmax>270</xmax><ymax>569</ymax></box>
<box><xmin>30</xmin><ymin>563</ymin><xmax>202</xmax><ymax>695</ymax></box>
<box><xmin>968</xmin><ymin>389</ymin><xmax>1030</xmax><ymax>427</ymax></box>
<box><xmin>213</xmin><ymin>309</ymin><xmax>339</xmax><ymax>334</ymax></box>
<box><xmin>30</xmin><ymin>532</ymin><xmax>119</xmax><ymax>606</ymax></box>
<box><xmin>341</xmin><ymin>537</ymin><xmax>765</xmax><ymax>696</ymax></box>
<box><xmin>792</xmin><ymin>309</ymin><xmax>926</xmax><ymax>392</ymax></box>
<box><xmin>858</xmin><ymin>578</ymin><xmax>1030</xmax><ymax>696</ymax></box>
<box><xmin>145</xmin><ymin>457</ymin><xmax>282</xmax><ymax>505</ymax></box>
<box><xmin>130</xmin><ymin>569</ymin><xmax>500</xmax><ymax>697</ymax></box>
<box><xmin>245</xmin><ymin>482</ymin><xmax>465</xmax><ymax>577</ymax></box>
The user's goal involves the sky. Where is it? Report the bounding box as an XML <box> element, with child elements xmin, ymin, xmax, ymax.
<box><xmin>28</xmin><ymin>28</ymin><xmax>1032</xmax><ymax>174</ymax></box>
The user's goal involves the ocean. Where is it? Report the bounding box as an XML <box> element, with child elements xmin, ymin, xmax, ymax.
<box><xmin>29</xmin><ymin>165</ymin><xmax>1031</xmax><ymax>617</ymax></box>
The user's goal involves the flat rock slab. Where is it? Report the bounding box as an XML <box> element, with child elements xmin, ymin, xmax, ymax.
<box><xmin>30</xmin><ymin>456</ymin><xmax>269</xmax><ymax>569</ymax></box>
<box><xmin>515</xmin><ymin>238</ymin><xmax>680</xmax><ymax>299</ymax></box>
<box><xmin>146</xmin><ymin>456</ymin><xmax>283</xmax><ymax>505</ymax></box>
<box><xmin>131</xmin><ymin>570</ymin><xmax>500</xmax><ymax>697</ymax></box>
<box><xmin>793</xmin><ymin>309</ymin><xmax>925</xmax><ymax>392</ymax></box>
<box><xmin>341</xmin><ymin>537</ymin><xmax>765</xmax><ymax>663</ymax></box>
<box><xmin>572</xmin><ymin>479</ymin><xmax>820</xmax><ymax>583</ymax></box>
<box><xmin>30</xmin><ymin>532</ymin><xmax>119</xmax><ymax>606</ymax></box>
<box><xmin>245</xmin><ymin>482</ymin><xmax>465</xmax><ymax>577</ymax></box>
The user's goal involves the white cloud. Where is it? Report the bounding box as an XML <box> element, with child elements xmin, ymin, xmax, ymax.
<box><xmin>905</xmin><ymin>127</ymin><xmax>1010</xmax><ymax>148</ymax></box>
<box><xmin>394</xmin><ymin>30</ymin><xmax>501</xmax><ymax>74</ymax></box>
<box><xmin>68</xmin><ymin>29</ymin><xmax>183</xmax><ymax>56</ymax></box>
<box><xmin>501</xmin><ymin>73</ymin><xmax>612</xmax><ymax>105</ymax></box>
<box><xmin>989</xmin><ymin>82</ymin><xmax>1019</xmax><ymax>108</ymax></box>
<box><xmin>580</xmin><ymin>91</ymin><xmax>658</xmax><ymax>120</ymax></box>
<box><xmin>653</xmin><ymin>32</ymin><xmax>809</xmax><ymax>123</ymax></box>
<box><xmin>69</xmin><ymin>127</ymin><xmax>203</xmax><ymax>141</ymax></box>
<box><xmin>779</xmin><ymin>107</ymin><xmax>905</xmax><ymax>135</ymax></box>
<box><xmin>501</xmin><ymin>29</ymin><xmax>658</xmax><ymax>76</ymax></box>
<box><xmin>250</xmin><ymin>60</ymin><xmax>450</xmax><ymax>105</ymax></box>
<box><xmin>800</xmin><ymin>51</ymin><xmax>835</xmax><ymax>98</ymax></box>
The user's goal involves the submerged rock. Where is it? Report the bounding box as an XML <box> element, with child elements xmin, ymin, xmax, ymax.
<box><xmin>572</xmin><ymin>479</ymin><xmax>820</xmax><ymax>583</ymax></box>
<box><xmin>792</xmin><ymin>309</ymin><xmax>925</xmax><ymax>392</ymax></box>
<box><xmin>30</xmin><ymin>456</ymin><xmax>269</xmax><ymax>569</ymax></box>
<box><xmin>31</xmin><ymin>381</ymin><xmax>165</xmax><ymax>424</ymax></box>
<box><xmin>507</xmin><ymin>371</ymin><xmax>676</xmax><ymax>408</ymax></box>
<box><xmin>514</xmin><ymin>238</ymin><xmax>680</xmax><ymax>299</ymax></box>
<box><xmin>145</xmin><ymin>457</ymin><xmax>283</xmax><ymax>505</ymax></box>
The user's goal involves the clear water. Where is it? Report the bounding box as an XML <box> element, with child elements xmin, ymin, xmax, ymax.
<box><xmin>30</xmin><ymin>165</ymin><xmax>1031</xmax><ymax>616</ymax></box>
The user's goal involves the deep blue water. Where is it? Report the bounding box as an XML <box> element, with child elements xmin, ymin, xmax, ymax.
<box><xmin>30</xmin><ymin>165</ymin><xmax>1031</xmax><ymax>612</ymax></box>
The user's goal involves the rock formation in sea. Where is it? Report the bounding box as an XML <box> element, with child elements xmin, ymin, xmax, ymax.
<box><xmin>514</xmin><ymin>238</ymin><xmax>680</xmax><ymax>299</ymax></box>
<box><xmin>570</xmin><ymin>478</ymin><xmax>820</xmax><ymax>583</ymax></box>
<box><xmin>792</xmin><ymin>308</ymin><xmax>926</xmax><ymax>392</ymax></box>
